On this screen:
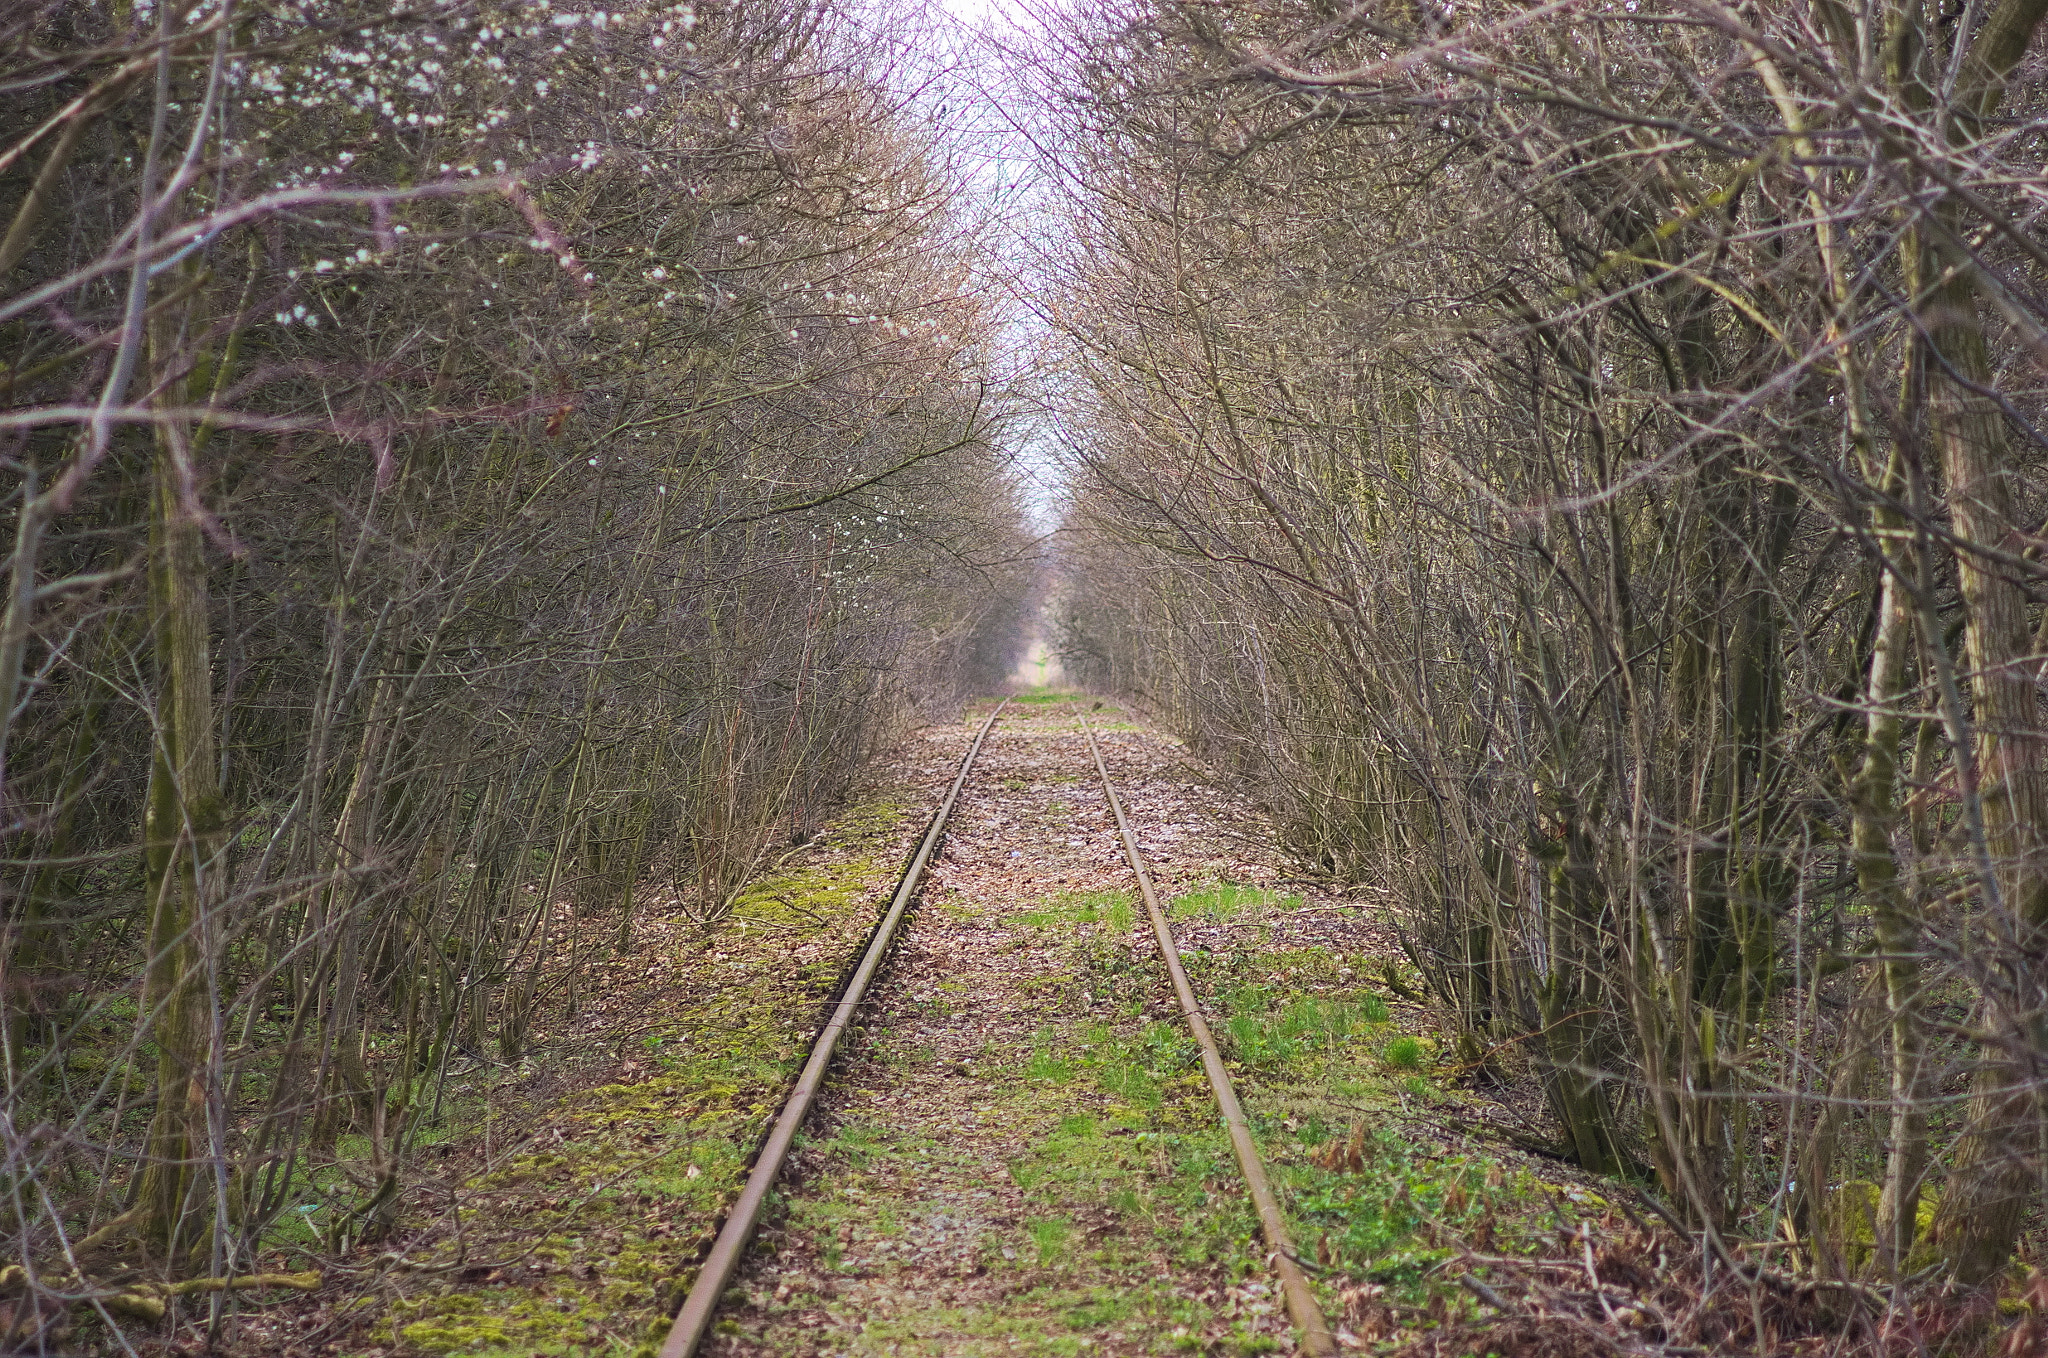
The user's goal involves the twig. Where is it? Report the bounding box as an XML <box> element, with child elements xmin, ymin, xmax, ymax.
<box><xmin>1459</xmin><ymin>1272</ymin><xmax>1513</xmax><ymax>1312</ymax></box>
<box><xmin>8</xmin><ymin>1269</ymin><xmax>324</xmax><ymax>1324</ymax></box>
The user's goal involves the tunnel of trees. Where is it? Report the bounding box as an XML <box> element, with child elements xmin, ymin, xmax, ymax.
<box><xmin>12</xmin><ymin>0</ymin><xmax>2048</xmax><ymax>1341</ymax></box>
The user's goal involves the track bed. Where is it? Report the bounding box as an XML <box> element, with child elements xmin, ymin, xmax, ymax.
<box><xmin>699</xmin><ymin>698</ymin><xmax>1357</xmax><ymax>1356</ymax></box>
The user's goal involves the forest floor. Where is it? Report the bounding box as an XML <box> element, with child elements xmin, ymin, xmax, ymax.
<box><xmin>222</xmin><ymin>694</ymin><xmax>1834</xmax><ymax>1358</ymax></box>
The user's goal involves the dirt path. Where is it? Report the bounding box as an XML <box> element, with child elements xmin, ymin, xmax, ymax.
<box><xmin>704</xmin><ymin>696</ymin><xmax>1376</xmax><ymax>1357</ymax></box>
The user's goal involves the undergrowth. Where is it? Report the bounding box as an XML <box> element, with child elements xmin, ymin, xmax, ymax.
<box><xmin>254</xmin><ymin>791</ymin><xmax>926</xmax><ymax>1358</ymax></box>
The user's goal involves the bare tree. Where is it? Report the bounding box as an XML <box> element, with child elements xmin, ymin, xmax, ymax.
<box><xmin>1036</xmin><ymin>0</ymin><xmax>2048</xmax><ymax>1304</ymax></box>
<box><xmin>2</xmin><ymin>0</ymin><xmax>1031</xmax><ymax>1342</ymax></box>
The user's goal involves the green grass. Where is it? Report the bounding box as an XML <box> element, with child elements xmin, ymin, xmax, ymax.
<box><xmin>1282</xmin><ymin>1127</ymin><xmax>1527</xmax><ymax>1295</ymax></box>
<box><xmin>1213</xmin><ymin>986</ymin><xmax>1378</xmax><ymax>1069</ymax></box>
<box><xmin>1381</xmin><ymin>1035</ymin><xmax>1425</xmax><ymax>1070</ymax></box>
<box><xmin>1026</xmin><ymin>1217</ymin><xmax>1073</xmax><ymax>1265</ymax></box>
<box><xmin>1041</xmin><ymin>925</ymin><xmax>1554</xmax><ymax>1315</ymax></box>
<box><xmin>819</xmin><ymin>1120</ymin><xmax>890</xmax><ymax>1168</ymax></box>
<box><xmin>1017</xmin><ymin>889</ymin><xmax>1137</xmax><ymax>934</ymax></box>
<box><xmin>1167</xmin><ymin>883</ymin><xmax>1303</xmax><ymax>921</ymax></box>
<box><xmin>1025</xmin><ymin>1029</ymin><xmax>1077</xmax><ymax>1083</ymax></box>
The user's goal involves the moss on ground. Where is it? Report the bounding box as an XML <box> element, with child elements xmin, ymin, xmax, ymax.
<box><xmin>327</xmin><ymin>790</ymin><xmax>925</xmax><ymax>1358</ymax></box>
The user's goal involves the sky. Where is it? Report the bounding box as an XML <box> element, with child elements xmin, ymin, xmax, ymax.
<box><xmin>912</xmin><ymin>0</ymin><xmax>1070</xmax><ymax>537</ymax></box>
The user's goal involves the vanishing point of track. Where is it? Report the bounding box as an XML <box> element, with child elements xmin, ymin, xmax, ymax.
<box><xmin>658</xmin><ymin>701</ymin><xmax>1338</xmax><ymax>1358</ymax></box>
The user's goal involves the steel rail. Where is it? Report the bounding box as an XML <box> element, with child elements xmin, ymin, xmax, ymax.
<box><xmin>1083</xmin><ymin>714</ymin><xmax>1339</xmax><ymax>1358</ymax></box>
<box><xmin>659</xmin><ymin>698</ymin><xmax>1012</xmax><ymax>1358</ymax></box>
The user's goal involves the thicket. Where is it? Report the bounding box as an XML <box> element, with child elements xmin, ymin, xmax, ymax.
<box><xmin>0</xmin><ymin>0</ymin><xmax>1028</xmax><ymax>1341</ymax></box>
<box><xmin>1040</xmin><ymin>0</ymin><xmax>2048</xmax><ymax>1315</ymax></box>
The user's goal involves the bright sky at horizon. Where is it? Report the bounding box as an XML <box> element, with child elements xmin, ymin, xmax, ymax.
<box><xmin>906</xmin><ymin>0</ymin><xmax>1069</xmax><ymax>541</ymax></box>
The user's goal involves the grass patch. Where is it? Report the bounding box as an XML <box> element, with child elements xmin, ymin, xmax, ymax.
<box><xmin>1283</xmin><ymin>1125</ymin><xmax>1533</xmax><ymax>1297</ymax></box>
<box><xmin>1167</xmin><ymin>883</ymin><xmax>1303</xmax><ymax>921</ymax></box>
<box><xmin>1025</xmin><ymin>1029</ymin><xmax>1077</xmax><ymax>1083</ymax></box>
<box><xmin>1381</xmin><ymin>1035</ymin><xmax>1426</xmax><ymax>1070</ymax></box>
<box><xmin>1025</xmin><ymin>1216</ymin><xmax>1073</xmax><ymax>1265</ymax></box>
<box><xmin>1215</xmin><ymin>987</ymin><xmax>1374</xmax><ymax>1069</ymax></box>
<box><xmin>1017</xmin><ymin>889</ymin><xmax>1137</xmax><ymax>934</ymax></box>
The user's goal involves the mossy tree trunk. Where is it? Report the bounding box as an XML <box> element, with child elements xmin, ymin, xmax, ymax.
<box><xmin>1891</xmin><ymin>0</ymin><xmax>2048</xmax><ymax>1285</ymax></box>
<box><xmin>134</xmin><ymin>406</ymin><xmax>226</xmax><ymax>1261</ymax></box>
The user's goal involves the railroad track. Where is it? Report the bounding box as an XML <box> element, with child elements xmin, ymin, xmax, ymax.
<box><xmin>659</xmin><ymin>699</ymin><xmax>1337</xmax><ymax>1358</ymax></box>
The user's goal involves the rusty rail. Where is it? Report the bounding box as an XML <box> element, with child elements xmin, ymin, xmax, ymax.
<box><xmin>1083</xmin><ymin>714</ymin><xmax>1339</xmax><ymax>1358</ymax></box>
<box><xmin>659</xmin><ymin>698</ymin><xmax>1011</xmax><ymax>1358</ymax></box>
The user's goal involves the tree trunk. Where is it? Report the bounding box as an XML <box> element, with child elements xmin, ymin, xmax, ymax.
<box><xmin>1919</xmin><ymin>248</ymin><xmax>2048</xmax><ymax>1283</ymax></box>
<box><xmin>134</xmin><ymin>413</ymin><xmax>225</xmax><ymax>1261</ymax></box>
<box><xmin>1857</xmin><ymin>552</ymin><xmax>1930</xmax><ymax>1277</ymax></box>
<box><xmin>1880</xmin><ymin>0</ymin><xmax>2048</xmax><ymax>1283</ymax></box>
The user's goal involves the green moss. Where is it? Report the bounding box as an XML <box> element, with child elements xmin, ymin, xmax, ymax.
<box><xmin>731</xmin><ymin>856</ymin><xmax>890</xmax><ymax>929</ymax></box>
<box><xmin>1827</xmin><ymin>1179</ymin><xmax>1946</xmax><ymax>1272</ymax></box>
<box><xmin>351</xmin><ymin>789</ymin><xmax>935</xmax><ymax>1357</ymax></box>
<box><xmin>397</xmin><ymin>1313</ymin><xmax>516</xmax><ymax>1354</ymax></box>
